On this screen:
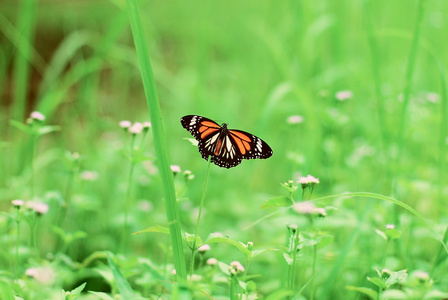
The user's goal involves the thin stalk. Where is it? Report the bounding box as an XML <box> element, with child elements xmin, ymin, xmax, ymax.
<box><xmin>15</xmin><ymin>218</ymin><xmax>21</xmax><ymax>281</ymax></box>
<box><xmin>290</xmin><ymin>230</ymin><xmax>298</xmax><ymax>294</ymax></box>
<box><xmin>30</xmin><ymin>134</ymin><xmax>36</xmax><ymax>198</ymax></box>
<box><xmin>309</xmin><ymin>244</ymin><xmax>317</xmax><ymax>300</ymax></box>
<box><xmin>121</xmin><ymin>134</ymin><xmax>137</xmax><ymax>254</ymax></box>
<box><xmin>125</xmin><ymin>0</ymin><xmax>187</xmax><ymax>282</ymax></box>
<box><xmin>395</xmin><ymin>0</ymin><xmax>426</xmax><ymax>182</ymax></box>
<box><xmin>190</xmin><ymin>157</ymin><xmax>212</xmax><ymax>277</ymax></box>
<box><xmin>392</xmin><ymin>0</ymin><xmax>426</xmax><ymax>269</ymax></box>
<box><xmin>12</xmin><ymin>0</ymin><xmax>36</xmax><ymax>121</ymax></box>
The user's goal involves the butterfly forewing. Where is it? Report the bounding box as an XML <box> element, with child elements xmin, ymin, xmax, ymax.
<box><xmin>181</xmin><ymin>115</ymin><xmax>273</xmax><ymax>168</ymax></box>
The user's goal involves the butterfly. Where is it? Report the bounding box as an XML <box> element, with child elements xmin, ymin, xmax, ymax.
<box><xmin>181</xmin><ymin>115</ymin><xmax>273</xmax><ymax>168</ymax></box>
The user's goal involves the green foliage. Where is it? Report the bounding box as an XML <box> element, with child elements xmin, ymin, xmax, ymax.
<box><xmin>1</xmin><ymin>0</ymin><xmax>448</xmax><ymax>299</ymax></box>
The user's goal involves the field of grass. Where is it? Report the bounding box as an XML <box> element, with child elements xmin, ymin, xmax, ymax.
<box><xmin>1</xmin><ymin>0</ymin><xmax>448</xmax><ymax>299</ymax></box>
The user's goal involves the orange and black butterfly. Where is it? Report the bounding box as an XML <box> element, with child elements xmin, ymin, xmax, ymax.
<box><xmin>181</xmin><ymin>115</ymin><xmax>273</xmax><ymax>168</ymax></box>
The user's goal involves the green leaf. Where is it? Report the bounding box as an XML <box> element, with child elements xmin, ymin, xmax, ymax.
<box><xmin>265</xmin><ymin>289</ymin><xmax>293</xmax><ymax>300</ymax></box>
<box><xmin>375</xmin><ymin>229</ymin><xmax>387</xmax><ymax>240</ymax></box>
<box><xmin>385</xmin><ymin>228</ymin><xmax>401</xmax><ymax>240</ymax></box>
<box><xmin>367</xmin><ymin>277</ymin><xmax>387</xmax><ymax>289</ymax></box>
<box><xmin>107</xmin><ymin>253</ymin><xmax>136</xmax><ymax>299</ymax></box>
<box><xmin>65</xmin><ymin>282</ymin><xmax>86</xmax><ymax>299</ymax></box>
<box><xmin>345</xmin><ymin>286</ymin><xmax>378</xmax><ymax>299</ymax></box>
<box><xmin>37</xmin><ymin>125</ymin><xmax>61</xmax><ymax>136</ymax></box>
<box><xmin>260</xmin><ymin>196</ymin><xmax>292</xmax><ymax>209</ymax></box>
<box><xmin>0</xmin><ymin>280</ymin><xmax>15</xmax><ymax>300</ymax></box>
<box><xmin>204</xmin><ymin>236</ymin><xmax>251</xmax><ymax>260</ymax></box>
<box><xmin>10</xmin><ymin>120</ymin><xmax>33</xmax><ymax>134</ymax></box>
<box><xmin>133</xmin><ymin>225</ymin><xmax>169</xmax><ymax>235</ymax></box>
<box><xmin>385</xmin><ymin>269</ymin><xmax>407</xmax><ymax>286</ymax></box>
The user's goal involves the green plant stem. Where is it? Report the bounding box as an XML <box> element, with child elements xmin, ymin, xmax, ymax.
<box><xmin>189</xmin><ymin>157</ymin><xmax>212</xmax><ymax>277</ymax></box>
<box><xmin>290</xmin><ymin>230</ymin><xmax>298</xmax><ymax>295</ymax></box>
<box><xmin>12</xmin><ymin>0</ymin><xmax>36</xmax><ymax>121</ymax></box>
<box><xmin>310</xmin><ymin>244</ymin><xmax>317</xmax><ymax>300</ymax></box>
<box><xmin>30</xmin><ymin>134</ymin><xmax>36</xmax><ymax>198</ymax></box>
<box><xmin>121</xmin><ymin>135</ymin><xmax>136</xmax><ymax>254</ymax></box>
<box><xmin>15</xmin><ymin>218</ymin><xmax>20</xmax><ymax>281</ymax></box>
<box><xmin>125</xmin><ymin>0</ymin><xmax>187</xmax><ymax>282</ymax></box>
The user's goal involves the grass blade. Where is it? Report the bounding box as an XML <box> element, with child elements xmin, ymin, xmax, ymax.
<box><xmin>125</xmin><ymin>0</ymin><xmax>187</xmax><ymax>282</ymax></box>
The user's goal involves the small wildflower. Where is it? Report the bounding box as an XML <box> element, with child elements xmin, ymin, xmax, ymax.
<box><xmin>189</xmin><ymin>274</ymin><xmax>202</xmax><ymax>281</ymax></box>
<box><xmin>315</xmin><ymin>207</ymin><xmax>327</xmax><ymax>217</ymax></box>
<box><xmin>25</xmin><ymin>266</ymin><xmax>55</xmax><ymax>284</ymax></box>
<box><xmin>230</xmin><ymin>261</ymin><xmax>245</xmax><ymax>275</ymax></box>
<box><xmin>119</xmin><ymin>120</ymin><xmax>132</xmax><ymax>129</ymax></box>
<box><xmin>128</xmin><ymin>122</ymin><xmax>143</xmax><ymax>134</ymax></box>
<box><xmin>26</xmin><ymin>202</ymin><xmax>49</xmax><ymax>215</ymax></box>
<box><xmin>282</xmin><ymin>180</ymin><xmax>298</xmax><ymax>192</ymax></box>
<box><xmin>171</xmin><ymin>269</ymin><xmax>176</xmax><ymax>275</ymax></box>
<box><xmin>293</xmin><ymin>201</ymin><xmax>316</xmax><ymax>214</ymax></box>
<box><xmin>426</xmin><ymin>92</ymin><xmax>439</xmax><ymax>103</ymax></box>
<box><xmin>183</xmin><ymin>170</ymin><xmax>194</xmax><ymax>181</ymax></box>
<box><xmin>198</xmin><ymin>244</ymin><xmax>211</xmax><ymax>253</ymax></box>
<box><xmin>246</xmin><ymin>241</ymin><xmax>254</xmax><ymax>251</ymax></box>
<box><xmin>413</xmin><ymin>270</ymin><xmax>429</xmax><ymax>282</ymax></box>
<box><xmin>30</xmin><ymin>111</ymin><xmax>45</xmax><ymax>121</ymax></box>
<box><xmin>335</xmin><ymin>90</ymin><xmax>353</xmax><ymax>101</ymax></box>
<box><xmin>386</xmin><ymin>224</ymin><xmax>395</xmax><ymax>230</ymax></box>
<box><xmin>298</xmin><ymin>174</ymin><xmax>320</xmax><ymax>189</ymax></box>
<box><xmin>80</xmin><ymin>171</ymin><xmax>98</xmax><ymax>181</ymax></box>
<box><xmin>12</xmin><ymin>199</ymin><xmax>25</xmax><ymax>208</ymax></box>
<box><xmin>170</xmin><ymin>165</ymin><xmax>181</xmax><ymax>175</ymax></box>
<box><xmin>143</xmin><ymin>122</ymin><xmax>152</xmax><ymax>129</ymax></box>
<box><xmin>288</xmin><ymin>224</ymin><xmax>298</xmax><ymax>233</ymax></box>
<box><xmin>207</xmin><ymin>258</ymin><xmax>218</xmax><ymax>265</ymax></box>
<box><xmin>72</xmin><ymin>152</ymin><xmax>80</xmax><ymax>160</ymax></box>
<box><xmin>287</xmin><ymin>115</ymin><xmax>304</xmax><ymax>124</ymax></box>
<box><xmin>137</xmin><ymin>200</ymin><xmax>153</xmax><ymax>212</ymax></box>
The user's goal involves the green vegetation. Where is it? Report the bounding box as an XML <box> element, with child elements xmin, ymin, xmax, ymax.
<box><xmin>1</xmin><ymin>0</ymin><xmax>447</xmax><ymax>299</ymax></box>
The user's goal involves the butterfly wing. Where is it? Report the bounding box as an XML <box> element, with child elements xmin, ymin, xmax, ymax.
<box><xmin>181</xmin><ymin>115</ymin><xmax>273</xmax><ymax>168</ymax></box>
<box><xmin>228</xmin><ymin>129</ymin><xmax>273</xmax><ymax>160</ymax></box>
<box><xmin>181</xmin><ymin>114</ymin><xmax>223</xmax><ymax>158</ymax></box>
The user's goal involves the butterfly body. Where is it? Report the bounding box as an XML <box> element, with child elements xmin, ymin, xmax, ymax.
<box><xmin>181</xmin><ymin>115</ymin><xmax>273</xmax><ymax>168</ymax></box>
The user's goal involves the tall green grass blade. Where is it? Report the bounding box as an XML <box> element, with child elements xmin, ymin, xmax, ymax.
<box><xmin>430</xmin><ymin>226</ymin><xmax>448</xmax><ymax>277</ymax></box>
<box><xmin>395</xmin><ymin>0</ymin><xmax>426</xmax><ymax>174</ymax></box>
<box><xmin>125</xmin><ymin>0</ymin><xmax>187</xmax><ymax>282</ymax></box>
<box><xmin>12</xmin><ymin>0</ymin><xmax>36</xmax><ymax>121</ymax></box>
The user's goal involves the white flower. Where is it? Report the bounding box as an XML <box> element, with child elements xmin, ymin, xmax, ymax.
<box><xmin>386</xmin><ymin>224</ymin><xmax>395</xmax><ymax>230</ymax></box>
<box><xmin>119</xmin><ymin>120</ymin><xmax>132</xmax><ymax>128</ymax></box>
<box><xmin>315</xmin><ymin>207</ymin><xmax>327</xmax><ymax>216</ymax></box>
<box><xmin>306</xmin><ymin>174</ymin><xmax>320</xmax><ymax>184</ymax></box>
<box><xmin>143</xmin><ymin>122</ymin><xmax>152</xmax><ymax>129</ymax></box>
<box><xmin>198</xmin><ymin>244</ymin><xmax>210</xmax><ymax>253</ymax></box>
<box><xmin>128</xmin><ymin>122</ymin><xmax>143</xmax><ymax>134</ymax></box>
<box><xmin>207</xmin><ymin>258</ymin><xmax>218</xmax><ymax>265</ymax></box>
<box><xmin>287</xmin><ymin>115</ymin><xmax>304</xmax><ymax>124</ymax></box>
<box><xmin>170</xmin><ymin>165</ymin><xmax>181</xmax><ymax>174</ymax></box>
<box><xmin>30</xmin><ymin>111</ymin><xmax>45</xmax><ymax>121</ymax></box>
<box><xmin>413</xmin><ymin>270</ymin><xmax>429</xmax><ymax>281</ymax></box>
<box><xmin>230</xmin><ymin>261</ymin><xmax>245</xmax><ymax>275</ymax></box>
<box><xmin>335</xmin><ymin>90</ymin><xmax>353</xmax><ymax>101</ymax></box>
<box><xmin>80</xmin><ymin>171</ymin><xmax>98</xmax><ymax>181</ymax></box>
<box><xmin>25</xmin><ymin>267</ymin><xmax>55</xmax><ymax>284</ymax></box>
<box><xmin>26</xmin><ymin>202</ymin><xmax>49</xmax><ymax>215</ymax></box>
<box><xmin>293</xmin><ymin>201</ymin><xmax>316</xmax><ymax>214</ymax></box>
<box><xmin>12</xmin><ymin>199</ymin><xmax>25</xmax><ymax>207</ymax></box>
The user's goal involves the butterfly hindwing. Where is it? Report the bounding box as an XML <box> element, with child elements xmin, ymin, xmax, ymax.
<box><xmin>181</xmin><ymin>115</ymin><xmax>273</xmax><ymax>168</ymax></box>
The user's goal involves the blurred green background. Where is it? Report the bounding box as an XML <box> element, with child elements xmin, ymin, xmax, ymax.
<box><xmin>1</xmin><ymin>0</ymin><xmax>447</xmax><ymax>298</ymax></box>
